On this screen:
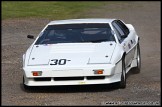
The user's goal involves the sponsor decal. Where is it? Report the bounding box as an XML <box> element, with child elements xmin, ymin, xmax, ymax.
<box><xmin>128</xmin><ymin>43</ymin><xmax>131</xmax><ymax>49</ymax></box>
<box><xmin>131</xmin><ymin>40</ymin><xmax>133</xmax><ymax>44</ymax></box>
<box><xmin>79</xmin><ymin>81</ymin><xmax>86</xmax><ymax>84</ymax></box>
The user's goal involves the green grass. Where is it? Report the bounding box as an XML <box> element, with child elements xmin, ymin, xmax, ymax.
<box><xmin>2</xmin><ymin>1</ymin><xmax>107</xmax><ymax>20</ymax></box>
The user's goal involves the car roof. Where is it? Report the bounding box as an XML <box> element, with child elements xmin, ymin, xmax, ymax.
<box><xmin>48</xmin><ymin>18</ymin><xmax>116</xmax><ymax>25</ymax></box>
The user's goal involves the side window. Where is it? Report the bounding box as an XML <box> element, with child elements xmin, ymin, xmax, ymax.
<box><xmin>116</xmin><ymin>20</ymin><xmax>130</xmax><ymax>35</ymax></box>
<box><xmin>112</xmin><ymin>21</ymin><xmax>124</xmax><ymax>43</ymax></box>
<box><xmin>113</xmin><ymin>22</ymin><xmax>125</xmax><ymax>36</ymax></box>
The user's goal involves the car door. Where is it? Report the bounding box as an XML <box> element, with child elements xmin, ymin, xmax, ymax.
<box><xmin>112</xmin><ymin>20</ymin><xmax>135</xmax><ymax>68</ymax></box>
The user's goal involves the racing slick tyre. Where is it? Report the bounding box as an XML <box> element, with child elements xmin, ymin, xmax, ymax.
<box><xmin>119</xmin><ymin>55</ymin><xmax>126</xmax><ymax>89</ymax></box>
<box><xmin>133</xmin><ymin>42</ymin><xmax>141</xmax><ymax>74</ymax></box>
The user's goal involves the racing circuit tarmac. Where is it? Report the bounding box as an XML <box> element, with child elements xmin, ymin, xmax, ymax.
<box><xmin>2</xmin><ymin>2</ymin><xmax>160</xmax><ymax>105</ymax></box>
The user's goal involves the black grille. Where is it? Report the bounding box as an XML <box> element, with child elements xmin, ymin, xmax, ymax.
<box><xmin>33</xmin><ymin>76</ymin><xmax>105</xmax><ymax>82</ymax></box>
<box><xmin>87</xmin><ymin>76</ymin><xmax>105</xmax><ymax>80</ymax></box>
<box><xmin>34</xmin><ymin>77</ymin><xmax>51</xmax><ymax>81</ymax></box>
<box><xmin>54</xmin><ymin>77</ymin><xmax>84</xmax><ymax>81</ymax></box>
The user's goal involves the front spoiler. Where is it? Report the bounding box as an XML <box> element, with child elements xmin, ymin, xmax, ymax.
<box><xmin>24</xmin><ymin>73</ymin><xmax>121</xmax><ymax>86</ymax></box>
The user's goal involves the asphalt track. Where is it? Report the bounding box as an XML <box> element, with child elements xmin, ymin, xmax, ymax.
<box><xmin>2</xmin><ymin>2</ymin><xmax>160</xmax><ymax>105</ymax></box>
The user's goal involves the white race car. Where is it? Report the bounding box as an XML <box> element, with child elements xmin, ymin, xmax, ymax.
<box><xmin>23</xmin><ymin>18</ymin><xmax>141</xmax><ymax>89</ymax></box>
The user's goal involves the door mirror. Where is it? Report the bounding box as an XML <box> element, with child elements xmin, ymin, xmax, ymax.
<box><xmin>27</xmin><ymin>35</ymin><xmax>34</xmax><ymax>39</ymax></box>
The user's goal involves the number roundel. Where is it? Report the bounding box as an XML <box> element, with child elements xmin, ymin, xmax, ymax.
<box><xmin>50</xmin><ymin>59</ymin><xmax>67</xmax><ymax>65</ymax></box>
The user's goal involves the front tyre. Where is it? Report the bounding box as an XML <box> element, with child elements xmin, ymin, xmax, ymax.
<box><xmin>119</xmin><ymin>56</ymin><xmax>126</xmax><ymax>89</ymax></box>
<box><xmin>134</xmin><ymin>42</ymin><xmax>141</xmax><ymax>74</ymax></box>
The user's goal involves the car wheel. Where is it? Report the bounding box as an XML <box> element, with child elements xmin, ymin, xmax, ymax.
<box><xmin>119</xmin><ymin>56</ymin><xmax>126</xmax><ymax>89</ymax></box>
<box><xmin>134</xmin><ymin>42</ymin><xmax>141</xmax><ymax>74</ymax></box>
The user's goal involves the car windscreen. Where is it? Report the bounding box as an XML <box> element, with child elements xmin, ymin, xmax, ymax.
<box><xmin>35</xmin><ymin>23</ymin><xmax>115</xmax><ymax>45</ymax></box>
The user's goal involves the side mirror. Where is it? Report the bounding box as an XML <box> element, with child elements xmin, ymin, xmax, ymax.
<box><xmin>27</xmin><ymin>35</ymin><xmax>34</xmax><ymax>39</ymax></box>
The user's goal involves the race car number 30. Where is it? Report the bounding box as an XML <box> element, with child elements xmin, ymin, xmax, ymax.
<box><xmin>50</xmin><ymin>59</ymin><xmax>70</xmax><ymax>65</ymax></box>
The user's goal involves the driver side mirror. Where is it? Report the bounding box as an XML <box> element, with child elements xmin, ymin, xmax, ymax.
<box><xmin>27</xmin><ymin>35</ymin><xmax>34</xmax><ymax>39</ymax></box>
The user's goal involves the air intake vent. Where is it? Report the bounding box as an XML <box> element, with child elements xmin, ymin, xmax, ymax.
<box><xmin>54</xmin><ymin>77</ymin><xmax>84</xmax><ymax>81</ymax></box>
<box><xmin>34</xmin><ymin>77</ymin><xmax>51</xmax><ymax>81</ymax></box>
<box><xmin>87</xmin><ymin>76</ymin><xmax>105</xmax><ymax>80</ymax></box>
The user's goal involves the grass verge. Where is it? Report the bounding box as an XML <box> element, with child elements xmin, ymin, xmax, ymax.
<box><xmin>2</xmin><ymin>1</ymin><xmax>107</xmax><ymax>20</ymax></box>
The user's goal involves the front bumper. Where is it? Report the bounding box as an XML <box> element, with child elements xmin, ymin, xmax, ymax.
<box><xmin>23</xmin><ymin>63</ymin><xmax>122</xmax><ymax>86</ymax></box>
<box><xmin>24</xmin><ymin>73</ymin><xmax>121</xmax><ymax>86</ymax></box>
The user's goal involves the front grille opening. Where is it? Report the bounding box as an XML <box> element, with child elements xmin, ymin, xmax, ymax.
<box><xmin>54</xmin><ymin>77</ymin><xmax>84</xmax><ymax>81</ymax></box>
<box><xmin>87</xmin><ymin>76</ymin><xmax>105</xmax><ymax>80</ymax></box>
<box><xmin>34</xmin><ymin>77</ymin><xmax>51</xmax><ymax>81</ymax></box>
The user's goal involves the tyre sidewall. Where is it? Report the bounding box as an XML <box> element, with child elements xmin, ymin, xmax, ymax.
<box><xmin>120</xmin><ymin>56</ymin><xmax>126</xmax><ymax>88</ymax></box>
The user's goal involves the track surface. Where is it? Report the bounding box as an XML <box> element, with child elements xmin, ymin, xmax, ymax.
<box><xmin>2</xmin><ymin>2</ymin><xmax>160</xmax><ymax>105</ymax></box>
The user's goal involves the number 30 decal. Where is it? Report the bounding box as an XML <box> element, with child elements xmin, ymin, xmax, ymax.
<box><xmin>50</xmin><ymin>59</ymin><xmax>68</xmax><ymax>65</ymax></box>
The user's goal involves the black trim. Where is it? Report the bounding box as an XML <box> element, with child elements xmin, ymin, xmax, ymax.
<box><xmin>47</xmin><ymin>23</ymin><xmax>111</xmax><ymax>30</ymax></box>
<box><xmin>87</xmin><ymin>76</ymin><xmax>105</xmax><ymax>80</ymax></box>
<box><xmin>54</xmin><ymin>77</ymin><xmax>84</xmax><ymax>81</ymax></box>
<box><xmin>34</xmin><ymin>77</ymin><xmax>51</xmax><ymax>81</ymax></box>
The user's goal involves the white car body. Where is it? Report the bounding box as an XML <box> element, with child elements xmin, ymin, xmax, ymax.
<box><xmin>23</xmin><ymin>18</ymin><xmax>140</xmax><ymax>88</ymax></box>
